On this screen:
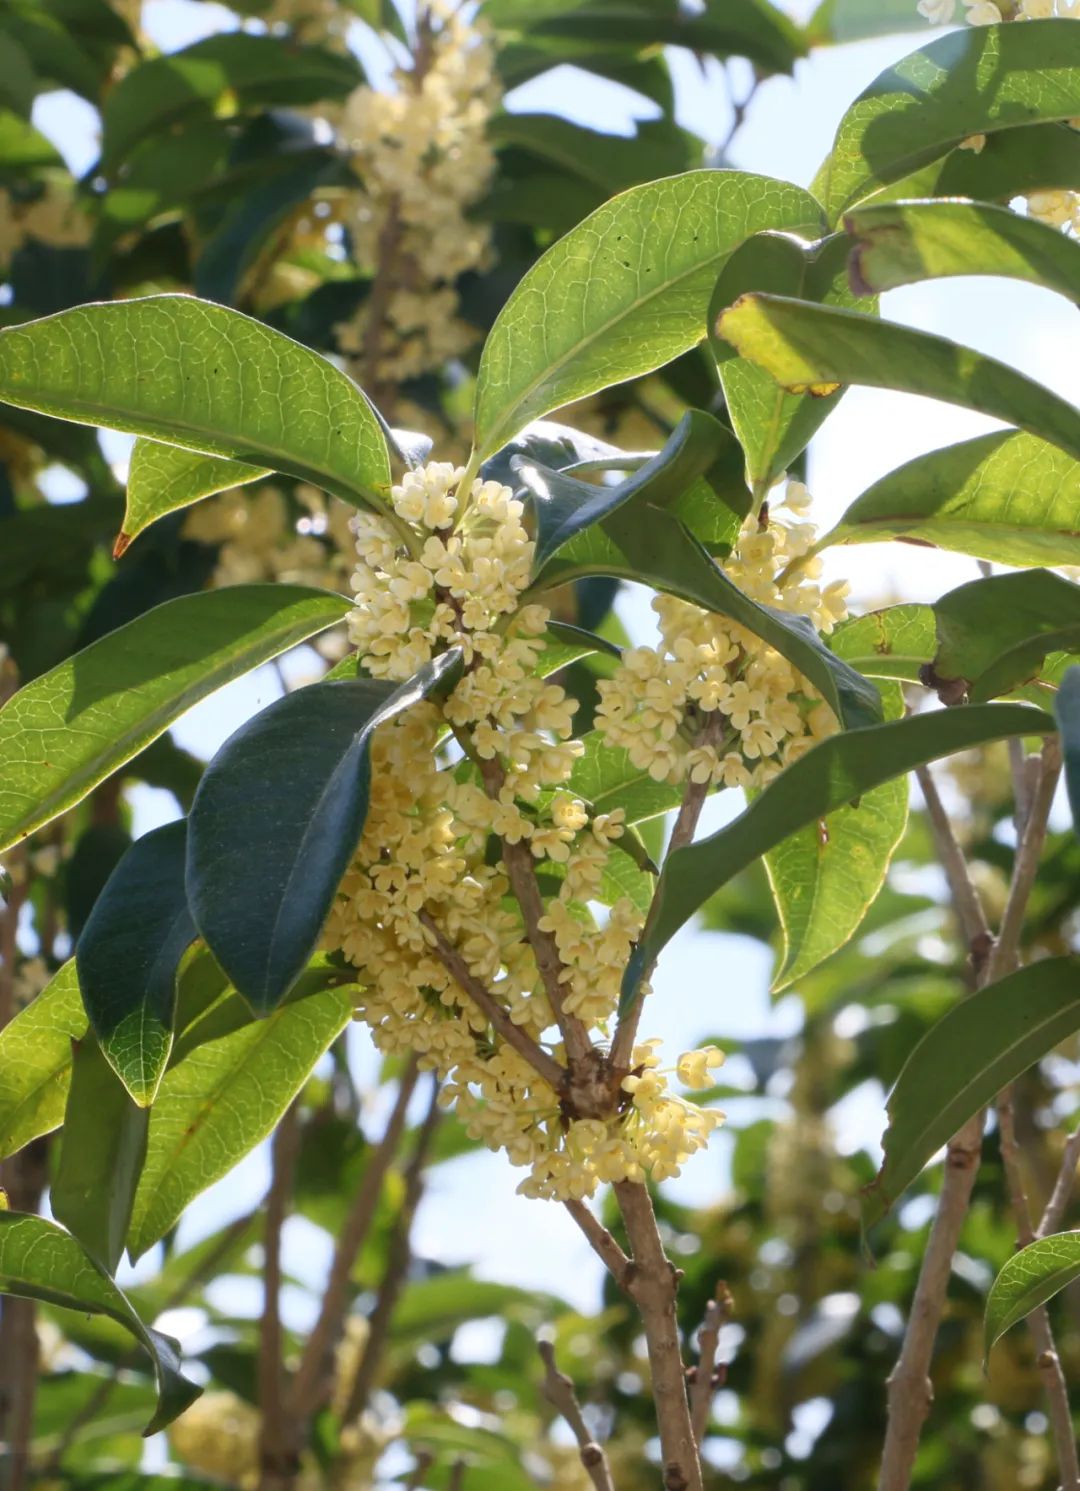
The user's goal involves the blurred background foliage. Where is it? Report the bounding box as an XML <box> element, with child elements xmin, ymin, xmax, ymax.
<box><xmin>4</xmin><ymin>1</ymin><xmax>1078</xmax><ymax>1489</ymax></box>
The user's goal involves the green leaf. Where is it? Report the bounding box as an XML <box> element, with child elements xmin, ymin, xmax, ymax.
<box><xmin>1056</xmin><ymin>666</ymin><xmax>1080</xmax><ymax>835</ymax></box>
<box><xmin>0</xmin><ymin>108</ymin><xmax>64</xmax><ymax>173</ymax></box>
<box><xmin>100</xmin><ymin>33</ymin><xmax>361</xmax><ymax>170</ymax></box>
<box><xmin>127</xmin><ymin>978</ymin><xmax>354</xmax><ymax>1260</ymax></box>
<box><xmin>846</xmin><ymin>197</ymin><xmax>1080</xmax><ymax>304</ymax></box>
<box><xmin>710</xmin><ymin>231</ymin><xmax>869</xmax><ymax>489</ymax></box>
<box><xmin>51</xmin><ymin>1039</ymin><xmax>149</xmax><ymax>1273</ymax></box>
<box><xmin>569</xmin><ymin>734</ymin><xmax>684</xmax><ymax>825</ymax></box>
<box><xmin>0</xmin><ymin>960</ymin><xmax>87</xmax><ymax>1161</ymax></box>
<box><xmin>715</xmin><ymin>296</ymin><xmax>1080</xmax><ymax>464</ymax></box>
<box><xmin>765</xmin><ymin>681</ymin><xmax>909</xmax><ymax>992</ymax></box>
<box><xmin>76</xmin><ymin>821</ymin><xmax>196</xmax><ymax>1107</ymax></box>
<box><xmin>521</xmin><ymin>410</ymin><xmax>744</xmax><ymax>574</ymax></box>
<box><xmin>0</xmin><ymin>296</ymin><xmax>392</xmax><ymax>514</ymax></box>
<box><xmin>0</xmin><ymin>1212</ymin><xmax>199</xmax><ymax>1431</ymax></box>
<box><xmin>816</xmin><ymin>21</ymin><xmax>1080</xmax><ymax>221</ymax></box>
<box><xmin>636</xmin><ymin>702</ymin><xmax>1056</xmax><ymax>981</ymax></box>
<box><xmin>985</xmin><ymin>1231</ymin><xmax>1080</xmax><ymax>1361</ymax></box>
<box><xmin>932</xmin><ymin>122</ymin><xmax>1080</xmax><ymax>205</ymax></box>
<box><xmin>187</xmin><ymin>652</ymin><xmax>463</xmax><ymax>1013</ymax></box>
<box><xmin>828</xmin><ymin>605</ymin><xmax>937</xmax><ymax>682</ymax></box>
<box><xmin>487</xmin><ymin>113</ymin><xmax>700</xmax><ymax>196</ymax></box>
<box><xmin>119</xmin><ymin>440</ymin><xmax>267</xmax><ymax>556</ymax></box>
<box><xmin>0</xmin><ymin>583</ymin><xmax>351</xmax><ymax>853</ymax></box>
<box><xmin>932</xmin><ymin>570</ymin><xmax>1080</xmax><ymax>702</ymax></box>
<box><xmin>821</xmin><ymin>431</ymin><xmax>1080</xmax><ymax>567</ymax></box>
<box><xmin>521</xmin><ymin>490</ymin><xmax>882</xmax><ymax>732</ymax></box>
<box><xmin>471</xmin><ymin>170</ymin><xmax>824</xmax><ymax>459</ymax></box>
<box><xmin>865</xmin><ymin>959</ymin><xmax>1080</xmax><ymax>1228</ymax></box>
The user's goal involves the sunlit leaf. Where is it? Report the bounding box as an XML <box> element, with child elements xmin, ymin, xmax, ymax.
<box><xmin>985</xmin><ymin>1231</ymin><xmax>1080</xmax><ymax>1361</ymax></box>
<box><xmin>119</xmin><ymin>440</ymin><xmax>266</xmax><ymax>556</ymax></box>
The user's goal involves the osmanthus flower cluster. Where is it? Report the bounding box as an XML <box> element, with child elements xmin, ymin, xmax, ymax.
<box><xmin>322</xmin><ymin>460</ymin><xmax>828</xmax><ymax>1200</ymax></box>
<box><xmin>335</xmin><ymin>1</ymin><xmax>498</xmax><ymax>385</ymax></box>
<box><xmin>184</xmin><ymin>480</ymin><xmax>354</xmax><ymax>595</ymax></box>
<box><xmin>918</xmin><ymin>0</ymin><xmax>1080</xmax><ymax>235</ymax></box>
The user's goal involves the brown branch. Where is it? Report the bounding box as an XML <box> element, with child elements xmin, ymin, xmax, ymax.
<box><xmin>1039</xmin><ymin>1125</ymin><xmax>1080</xmax><ymax>1238</ymax></box>
<box><xmin>690</xmin><ymin>1284</ymin><xmax>732</xmax><ymax>1447</ymax></box>
<box><xmin>563</xmin><ymin>1199</ymin><xmax>632</xmax><ymax>1290</ymax></box>
<box><xmin>418</xmin><ymin>910</ymin><xmax>567</xmax><ymax>1092</ymax></box>
<box><xmin>258</xmin><ymin>1103</ymin><xmax>303</xmax><ymax>1491</ymax></box>
<box><xmin>538</xmin><ymin>1338</ymin><xmax>616</xmax><ymax>1491</ymax></box>
<box><xmin>447</xmin><ymin>1459</ymin><xmax>466</xmax><ymax>1491</ymax></box>
<box><xmin>340</xmin><ymin>1077</ymin><xmax>442</xmax><ymax>1424</ymax></box>
<box><xmin>987</xmin><ymin>737</ymin><xmax>1061</xmax><ymax>982</ymax></box>
<box><xmin>997</xmin><ymin>1091</ymin><xmax>1080</xmax><ymax>1489</ymax></box>
<box><xmin>290</xmin><ymin>1058</ymin><xmax>421</xmax><ymax>1422</ymax></box>
<box><xmin>914</xmin><ymin>764</ymin><xmax>991</xmax><ymax>970</ymax></box>
<box><xmin>614</xmin><ymin>1182</ymin><xmax>702</xmax><ymax>1491</ymax></box>
<box><xmin>404</xmin><ymin>1451</ymin><xmax>434</xmax><ymax>1490</ymax></box>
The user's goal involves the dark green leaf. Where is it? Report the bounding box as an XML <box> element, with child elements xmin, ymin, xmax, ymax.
<box><xmin>187</xmin><ymin>652</ymin><xmax>462</xmax><ymax>1012</ymax></box>
<box><xmin>0</xmin><ymin>296</ymin><xmax>392</xmax><ymax>515</ymax></box>
<box><xmin>866</xmin><ymin>958</ymin><xmax>1080</xmax><ymax>1227</ymax></box>
<box><xmin>0</xmin><ymin>583</ymin><xmax>351</xmax><ymax>852</ymax></box>
<box><xmin>120</xmin><ymin>440</ymin><xmax>266</xmax><ymax>555</ymax></box>
<box><xmin>0</xmin><ymin>1212</ymin><xmax>199</xmax><ymax>1431</ymax></box>
<box><xmin>985</xmin><ymin>1231</ymin><xmax>1080</xmax><ymax>1361</ymax></box>
<box><xmin>847</xmin><ymin>197</ymin><xmax>1080</xmax><ymax>304</ymax></box>
<box><xmin>822</xmin><ymin>431</ymin><xmax>1080</xmax><ymax>567</ymax></box>
<box><xmin>76</xmin><ymin>821</ymin><xmax>196</xmax><ymax>1107</ymax></box>
<box><xmin>636</xmin><ymin>702</ymin><xmax>1056</xmax><ymax>980</ymax></box>
<box><xmin>715</xmin><ymin>295</ymin><xmax>1080</xmax><ymax>464</ymax></box>
<box><xmin>51</xmin><ymin>1039</ymin><xmax>149</xmax><ymax>1273</ymax></box>
<box><xmin>816</xmin><ymin>21</ymin><xmax>1080</xmax><ymax>221</ymax></box>
<box><xmin>932</xmin><ymin>570</ymin><xmax>1080</xmax><ymax>702</ymax></box>
<box><xmin>472</xmin><ymin>170</ymin><xmax>824</xmax><ymax>459</ymax></box>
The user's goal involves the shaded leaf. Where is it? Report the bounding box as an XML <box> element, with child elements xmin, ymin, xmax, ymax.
<box><xmin>866</xmin><ymin>959</ymin><xmax>1080</xmax><ymax>1227</ymax></box>
<box><xmin>0</xmin><ymin>584</ymin><xmax>351</xmax><ymax>853</ymax></box>
<box><xmin>932</xmin><ymin>570</ymin><xmax>1080</xmax><ymax>702</ymax></box>
<box><xmin>985</xmin><ymin>1232</ymin><xmax>1080</xmax><ymax>1361</ymax></box>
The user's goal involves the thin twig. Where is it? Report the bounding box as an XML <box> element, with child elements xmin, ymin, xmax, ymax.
<box><xmin>538</xmin><ymin>1339</ymin><xmax>616</xmax><ymax>1491</ymax></box>
<box><xmin>997</xmin><ymin>1092</ymin><xmax>1080</xmax><ymax>1489</ymax></box>
<box><xmin>258</xmin><ymin>1103</ymin><xmax>303</xmax><ymax>1491</ymax></box>
<box><xmin>290</xmin><ymin>1059</ymin><xmax>421</xmax><ymax>1421</ymax></box>
<box><xmin>690</xmin><ymin>1284</ymin><xmax>732</xmax><ymax>1447</ymax></box>
<box><xmin>404</xmin><ymin>1450</ymin><xmax>434</xmax><ymax>1490</ymax></box>
<box><xmin>1039</xmin><ymin>1125</ymin><xmax>1080</xmax><ymax>1238</ymax></box>
<box><xmin>562</xmin><ymin>1199</ymin><xmax>632</xmax><ymax>1290</ymax></box>
<box><xmin>340</xmin><ymin>1077</ymin><xmax>442</xmax><ymax>1423</ymax></box>
<box><xmin>987</xmin><ymin>737</ymin><xmax>1062</xmax><ymax>981</ymax></box>
<box><xmin>914</xmin><ymin>764</ymin><xmax>991</xmax><ymax>971</ymax></box>
<box><xmin>614</xmin><ymin>1182</ymin><xmax>702</xmax><ymax>1491</ymax></box>
<box><xmin>447</xmin><ymin>1460</ymin><xmax>466</xmax><ymax>1491</ymax></box>
<box><xmin>417</xmin><ymin>910</ymin><xmax>566</xmax><ymax>1092</ymax></box>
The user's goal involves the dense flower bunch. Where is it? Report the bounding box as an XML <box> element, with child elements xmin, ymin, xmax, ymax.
<box><xmin>183</xmin><ymin>481</ymin><xmax>353</xmax><ymax>594</ymax></box>
<box><xmin>595</xmin><ymin>482</ymin><xmax>849</xmax><ymax>790</ymax></box>
<box><xmin>918</xmin><ymin>0</ymin><xmax>1080</xmax><ymax>235</ymax></box>
<box><xmin>325</xmin><ymin>461</ymin><xmax>731</xmax><ymax>1199</ymax></box>
<box><xmin>335</xmin><ymin>1</ymin><xmax>498</xmax><ymax>384</ymax></box>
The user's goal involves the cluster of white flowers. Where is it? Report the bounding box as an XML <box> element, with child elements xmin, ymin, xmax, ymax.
<box><xmin>595</xmin><ymin>482</ymin><xmax>849</xmax><ymax>790</ymax></box>
<box><xmin>918</xmin><ymin>0</ymin><xmax>1080</xmax><ymax>234</ymax></box>
<box><xmin>0</xmin><ymin>184</ymin><xmax>90</xmax><ymax>268</ymax></box>
<box><xmin>325</xmin><ymin>461</ymin><xmax>728</xmax><ymax>1200</ymax></box>
<box><xmin>183</xmin><ymin>482</ymin><xmax>353</xmax><ymax>594</ymax></box>
<box><xmin>335</xmin><ymin>1</ymin><xmax>498</xmax><ymax>384</ymax></box>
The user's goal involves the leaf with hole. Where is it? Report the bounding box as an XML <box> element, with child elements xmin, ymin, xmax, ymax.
<box><xmin>0</xmin><ymin>1212</ymin><xmax>199</xmax><ymax>1431</ymax></box>
<box><xmin>187</xmin><ymin>651</ymin><xmax>462</xmax><ymax>1013</ymax></box>
<box><xmin>865</xmin><ymin>959</ymin><xmax>1080</xmax><ymax>1228</ymax></box>
<box><xmin>0</xmin><ymin>583</ymin><xmax>351</xmax><ymax>853</ymax></box>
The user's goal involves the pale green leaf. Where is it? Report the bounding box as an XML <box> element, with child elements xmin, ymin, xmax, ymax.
<box><xmin>985</xmin><ymin>1232</ymin><xmax>1080</xmax><ymax>1360</ymax></box>
<box><xmin>119</xmin><ymin>439</ymin><xmax>267</xmax><ymax>555</ymax></box>
<box><xmin>0</xmin><ymin>961</ymin><xmax>87</xmax><ymax>1162</ymax></box>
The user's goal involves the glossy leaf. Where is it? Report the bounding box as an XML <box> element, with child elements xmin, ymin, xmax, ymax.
<box><xmin>187</xmin><ymin>652</ymin><xmax>462</xmax><ymax>1012</ymax></box>
<box><xmin>472</xmin><ymin>170</ymin><xmax>824</xmax><ymax>459</ymax></box>
<box><xmin>932</xmin><ymin>570</ymin><xmax>1080</xmax><ymax>702</ymax></box>
<box><xmin>51</xmin><ymin>1040</ymin><xmax>149</xmax><ymax>1273</ymax></box>
<box><xmin>817</xmin><ymin>21</ymin><xmax>1080</xmax><ymax>221</ymax></box>
<box><xmin>127</xmin><ymin>979</ymin><xmax>355</xmax><ymax>1259</ymax></box>
<box><xmin>1056</xmin><ymin>666</ymin><xmax>1080</xmax><ymax>836</ymax></box>
<box><xmin>0</xmin><ymin>296</ymin><xmax>392</xmax><ymax>513</ymax></box>
<box><xmin>846</xmin><ymin>198</ymin><xmax>1080</xmax><ymax>304</ymax></box>
<box><xmin>76</xmin><ymin>821</ymin><xmax>197</xmax><ymax>1107</ymax></box>
<box><xmin>765</xmin><ymin>681</ymin><xmax>908</xmax><ymax>992</ymax></box>
<box><xmin>865</xmin><ymin>959</ymin><xmax>1080</xmax><ymax>1227</ymax></box>
<box><xmin>635</xmin><ymin>703</ymin><xmax>1055</xmax><ymax>982</ymax></box>
<box><xmin>710</xmin><ymin>230</ymin><xmax>867</xmax><ymax>489</ymax></box>
<box><xmin>0</xmin><ymin>960</ymin><xmax>87</xmax><ymax>1161</ymax></box>
<box><xmin>716</xmin><ymin>295</ymin><xmax>1080</xmax><ymax>464</ymax></box>
<box><xmin>821</xmin><ymin>431</ymin><xmax>1080</xmax><ymax>567</ymax></box>
<box><xmin>0</xmin><ymin>583</ymin><xmax>351</xmax><ymax>853</ymax></box>
<box><xmin>985</xmin><ymin>1232</ymin><xmax>1080</xmax><ymax>1360</ymax></box>
<box><xmin>0</xmin><ymin>1212</ymin><xmax>199</xmax><ymax>1431</ymax></box>
<box><xmin>119</xmin><ymin>440</ymin><xmax>267</xmax><ymax>556</ymax></box>
<box><xmin>521</xmin><ymin>489</ymin><xmax>882</xmax><ymax>731</ymax></box>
